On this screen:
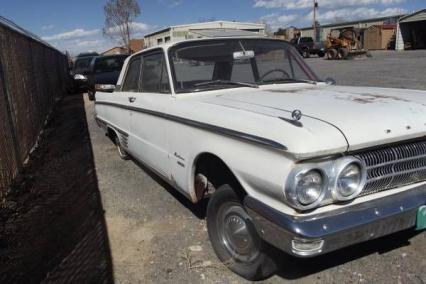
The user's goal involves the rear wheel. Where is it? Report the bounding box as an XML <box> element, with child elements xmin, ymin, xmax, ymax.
<box><xmin>113</xmin><ymin>135</ymin><xmax>129</xmax><ymax>160</ymax></box>
<box><xmin>207</xmin><ymin>184</ymin><xmax>277</xmax><ymax>280</ymax></box>
<box><xmin>318</xmin><ymin>51</ymin><xmax>325</xmax><ymax>57</ymax></box>
<box><xmin>337</xmin><ymin>48</ymin><xmax>349</xmax><ymax>60</ymax></box>
<box><xmin>326</xmin><ymin>48</ymin><xmax>337</xmax><ymax>60</ymax></box>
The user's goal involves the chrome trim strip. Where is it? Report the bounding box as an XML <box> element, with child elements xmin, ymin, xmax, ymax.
<box><xmin>95</xmin><ymin>101</ymin><xmax>287</xmax><ymax>151</ymax></box>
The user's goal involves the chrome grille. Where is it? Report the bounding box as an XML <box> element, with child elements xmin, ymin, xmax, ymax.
<box><xmin>355</xmin><ymin>140</ymin><xmax>426</xmax><ymax>196</ymax></box>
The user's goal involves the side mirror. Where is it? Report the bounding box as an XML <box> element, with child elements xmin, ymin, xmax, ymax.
<box><xmin>74</xmin><ymin>74</ymin><xmax>87</xmax><ymax>81</ymax></box>
<box><xmin>325</xmin><ymin>77</ymin><xmax>336</xmax><ymax>85</ymax></box>
<box><xmin>95</xmin><ymin>84</ymin><xmax>116</xmax><ymax>93</ymax></box>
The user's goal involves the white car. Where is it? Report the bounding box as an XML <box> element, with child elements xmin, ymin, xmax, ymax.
<box><xmin>94</xmin><ymin>37</ymin><xmax>426</xmax><ymax>280</ymax></box>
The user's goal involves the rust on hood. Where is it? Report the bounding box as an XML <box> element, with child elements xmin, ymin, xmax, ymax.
<box><xmin>335</xmin><ymin>93</ymin><xmax>412</xmax><ymax>104</ymax></box>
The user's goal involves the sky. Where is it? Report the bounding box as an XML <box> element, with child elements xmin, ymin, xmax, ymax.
<box><xmin>0</xmin><ymin>0</ymin><xmax>424</xmax><ymax>55</ymax></box>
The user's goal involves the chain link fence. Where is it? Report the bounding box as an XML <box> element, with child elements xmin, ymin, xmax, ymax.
<box><xmin>0</xmin><ymin>16</ymin><xmax>67</xmax><ymax>197</ymax></box>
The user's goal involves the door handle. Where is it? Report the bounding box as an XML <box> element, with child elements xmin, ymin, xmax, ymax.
<box><xmin>128</xmin><ymin>97</ymin><xmax>136</xmax><ymax>103</ymax></box>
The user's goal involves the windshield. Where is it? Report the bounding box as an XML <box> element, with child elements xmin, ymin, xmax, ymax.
<box><xmin>169</xmin><ymin>39</ymin><xmax>319</xmax><ymax>93</ymax></box>
<box><xmin>74</xmin><ymin>57</ymin><xmax>94</xmax><ymax>74</ymax></box>
<box><xmin>94</xmin><ymin>56</ymin><xmax>127</xmax><ymax>73</ymax></box>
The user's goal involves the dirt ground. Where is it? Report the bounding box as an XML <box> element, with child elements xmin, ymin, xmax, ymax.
<box><xmin>0</xmin><ymin>95</ymin><xmax>113</xmax><ymax>283</ymax></box>
<box><xmin>86</xmin><ymin>50</ymin><xmax>426</xmax><ymax>283</ymax></box>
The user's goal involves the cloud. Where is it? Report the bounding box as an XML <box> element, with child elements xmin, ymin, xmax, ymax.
<box><xmin>41</xmin><ymin>24</ymin><xmax>54</xmax><ymax>31</ymax></box>
<box><xmin>158</xmin><ymin>0</ymin><xmax>183</xmax><ymax>7</ymax></box>
<box><xmin>306</xmin><ymin>7</ymin><xmax>406</xmax><ymax>24</ymax></box>
<box><xmin>260</xmin><ymin>13</ymin><xmax>298</xmax><ymax>29</ymax></box>
<box><xmin>105</xmin><ymin>21</ymin><xmax>156</xmax><ymax>39</ymax></box>
<box><xmin>42</xmin><ymin>28</ymin><xmax>100</xmax><ymax>41</ymax></box>
<box><xmin>253</xmin><ymin>0</ymin><xmax>405</xmax><ymax>9</ymax></box>
<box><xmin>259</xmin><ymin>5</ymin><xmax>406</xmax><ymax>30</ymax></box>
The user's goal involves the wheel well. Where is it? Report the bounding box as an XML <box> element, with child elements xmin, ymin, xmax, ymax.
<box><xmin>107</xmin><ymin>127</ymin><xmax>118</xmax><ymax>144</ymax></box>
<box><xmin>193</xmin><ymin>153</ymin><xmax>245</xmax><ymax>201</ymax></box>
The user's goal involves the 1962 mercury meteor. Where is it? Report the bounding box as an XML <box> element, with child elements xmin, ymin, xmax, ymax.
<box><xmin>94</xmin><ymin>37</ymin><xmax>426</xmax><ymax>280</ymax></box>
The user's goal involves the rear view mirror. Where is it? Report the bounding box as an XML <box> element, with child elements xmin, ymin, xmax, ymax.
<box><xmin>233</xmin><ymin>50</ymin><xmax>255</xmax><ymax>60</ymax></box>
<box><xmin>95</xmin><ymin>84</ymin><xmax>116</xmax><ymax>93</ymax></box>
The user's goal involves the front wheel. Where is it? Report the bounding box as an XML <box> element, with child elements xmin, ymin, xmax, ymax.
<box><xmin>302</xmin><ymin>49</ymin><xmax>310</xmax><ymax>58</ymax></box>
<box><xmin>207</xmin><ymin>185</ymin><xmax>277</xmax><ymax>280</ymax></box>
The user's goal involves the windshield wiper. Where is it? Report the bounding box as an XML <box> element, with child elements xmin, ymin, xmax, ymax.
<box><xmin>194</xmin><ymin>80</ymin><xmax>259</xmax><ymax>89</ymax></box>
<box><xmin>261</xmin><ymin>78</ymin><xmax>318</xmax><ymax>85</ymax></box>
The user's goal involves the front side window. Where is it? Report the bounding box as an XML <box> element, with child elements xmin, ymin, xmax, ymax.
<box><xmin>141</xmin><ymin>52</ymin><xmax>170</xmax><ymax>93</ymax></box>
<box><xmin>122</xmin><ymin>56</ymin><xmax>141</xmax><ymax>92</ymax></box>
<box><xmin>169</xmin><ymin>39</ymin><xmax>319</xmax><ymax>93</ymax></box>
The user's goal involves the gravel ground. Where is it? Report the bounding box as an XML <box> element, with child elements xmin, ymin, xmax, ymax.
<box><xmin>85</xmin><ymin>50</ymin><xmax>426</xmax><ymax>284</ymax></box>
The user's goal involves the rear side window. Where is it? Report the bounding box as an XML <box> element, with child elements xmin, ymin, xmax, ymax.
<box><xmin>122</xmin><ymin>57</ymin><xmax>141</xmax><ymax>92</ymax></box>
<box><xmin>141</xmin><ymin>52</ymin><xmax>170</xmax><ymax>93</ymax></box>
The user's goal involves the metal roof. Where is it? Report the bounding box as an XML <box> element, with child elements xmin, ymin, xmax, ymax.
<box><xmin>189</xmin><ymin>29</ymin><xmax>265</xmax><ymax>38</ymax></box>
<box><xmin>144</xmin><ymin>21</ymin><xmax>265</xmax><ymax>38</ymax></box>
<box><xmin>399</xmin><ymin>9</ymin><xmax>426</xmax><ymax>23</ymax></box>
<box><xmin>0</xmin><ymin>15</ymin><xmax>59</xmax><ymax>51</ymax></box>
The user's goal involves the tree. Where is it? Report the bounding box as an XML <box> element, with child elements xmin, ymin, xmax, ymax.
<box><xmin>103</xmin><ymin>0</ymin><xmax>141</xmax><ymax>53</ymax></box>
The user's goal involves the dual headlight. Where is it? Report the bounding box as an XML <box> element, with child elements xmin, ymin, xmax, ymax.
<box><xmin>285</xmin><ymin>157</ymin><xmax>367</xmax><ymax>211</ymax></box>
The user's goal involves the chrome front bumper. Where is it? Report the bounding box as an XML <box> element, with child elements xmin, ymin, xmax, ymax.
<box><xmin>244</xmin><ymin>185</ymin><xmax>426</xmax><ymax>257</ymax></box>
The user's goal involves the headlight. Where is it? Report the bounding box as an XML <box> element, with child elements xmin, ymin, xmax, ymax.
<box><xmin>285</xmin><ymin>168</ymin><xmax>327</xmax><ymax>210</ymax></box>
<box><xmin>285</xmin><ymin>156</ymin><xmax>366</xmax><ymax>211</ymax></box>
<box><xmin>333</xmin><ymin>158</ymin><xmax>367</xmax><ymax>201</ymax></box>
<box><xmin>296</xmin><ymin>170</ymin><xmax>323</xmax><ymax>205</ymax></box>
<box><xmin>74</xmin><ymin>74</ymin><xmax>87</xmax><ymax>80</ymax></box>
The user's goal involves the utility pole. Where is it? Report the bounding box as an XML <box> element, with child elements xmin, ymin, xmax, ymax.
<box><xmin>313</xmin><ymin>0</ymin><xmax>318</xmax><ymax>42</ymax></box>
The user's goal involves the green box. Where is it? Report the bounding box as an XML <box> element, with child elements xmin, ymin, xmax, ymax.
<box><xmin>416</xmin><ymin>205</ymin><xmax>426</xmax><ymax>231</ymax></box>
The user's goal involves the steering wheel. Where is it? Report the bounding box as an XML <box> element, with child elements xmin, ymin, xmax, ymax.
<box><xmin>260</xmin><ymin>68</ymin><xmax>290</xmax><ymax>82</ymax></box>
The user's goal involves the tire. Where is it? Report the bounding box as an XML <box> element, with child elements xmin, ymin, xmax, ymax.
<box><xmin>207</xmin><ymin>185</ymin><xmax>277</xmax><ymax>280</ymax></box>
<box><xmin>302</xmin><ymin>49</ymin><xmax>310</xmax><ymax>58</ymax></box>
<box><xmin>318</xmin><ymin>51</ymin><xmax>325</xmax><ymax>57</ymax></box>
<box><xmin>337</xmin><ymin>48</ymin><xmax>349</xmax><ymax>60</ymax></box>
<box><xmin>326</xmin><ymin>49</ymin><xmax>337</xmax><ymax>60</ymax></box>
<box><xmin>115</xmin><ymin>136</ymin><xmax>129</xmax><ymax>160</ymax></box>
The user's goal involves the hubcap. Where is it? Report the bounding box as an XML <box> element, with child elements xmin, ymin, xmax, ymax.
<box><xmin>219</xmin><ymin>204</ymin><xmax>260</xmax><ymax>262</ymax></box>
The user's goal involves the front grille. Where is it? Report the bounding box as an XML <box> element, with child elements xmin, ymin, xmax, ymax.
<box><xmin>355</xmin><ymin>139</ymin><xmax>426</xmax><ymax>196</ymax></box>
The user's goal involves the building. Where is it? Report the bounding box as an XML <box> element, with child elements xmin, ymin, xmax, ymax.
<box><xmin>363</xmin><ymin>25</ymin><xmax>396</xmax><ymax>50</ymax></box>
<box><xmin>101</xmin><ymin>38</ymin><xmax>145</xmax><ymax>55</ymax></box>
<box><xmin>101</xmin><ymin>46</ymin><xmax>127</xmax><ymax>56</ymax></box>
<box><xmin>396</xmin><ymin>9</ymin><xmax>426</xmax><ymax>50</ymax></box>
<box><xmin>144</xmin><ymin>21</ymin><xmax>266</xmax><ymax>48</ymax></box>
<box><xmin>299</xmin><ymin>15</ymin><xmax>402</xmax><ymax>43</ymax></box>
<box><xmin>129</xmin><ymin>38</ymin><xmax>144</xmax><ymax>53</ymax></box>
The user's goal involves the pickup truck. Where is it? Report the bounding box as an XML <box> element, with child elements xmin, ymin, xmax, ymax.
<box><xmin>94</xmin><ymin>37</ymin><xmax>426</xmax><ymax>280</ymax></box>
<box><xmin>290</xmin><ymin>36</ymin><xmax>325</xmax><ymax>58</ymax></box>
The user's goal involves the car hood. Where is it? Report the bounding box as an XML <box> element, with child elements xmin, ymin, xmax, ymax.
<box><xmin>199</xmin><ymin>84</ymin><xmax>426</xmax><ymax>153</ymax></box>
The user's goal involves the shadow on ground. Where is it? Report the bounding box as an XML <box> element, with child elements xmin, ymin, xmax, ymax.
<box><xmin>0</xmin><ymin>95</ymin><xmax>113</xmax><ymax>283</ymax></box>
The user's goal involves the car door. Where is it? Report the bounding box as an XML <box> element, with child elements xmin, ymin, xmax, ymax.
<box><xmin>98</xmin><ymin>55</ymin><xmax>142</xmax><ymax>150</ymax></box>
<box><xmin>127</xmin><ymin>49</ymin><xmax>172</xmax><ymax>178</ymax></box>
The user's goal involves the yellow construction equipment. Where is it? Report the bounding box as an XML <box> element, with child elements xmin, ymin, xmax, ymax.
<box><xmin>325</xmin><ymin>28</ymin><xmax>369</xmax><ymax>60</ymax></box>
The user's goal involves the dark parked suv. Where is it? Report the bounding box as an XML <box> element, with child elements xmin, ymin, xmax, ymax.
<box><xmin>71</xmin><ymin>52</ymin><xmax>99</xmax><ymax>93</ymax></box>
<box><xmin>290</xmin><ymin>37</ymin><xmax>325</xmax><ymax>58</ymax></box>
<box><xmin>87</xmin><ymin>54</ymin><xmax>129</xmax><ymax>100</ymax></box>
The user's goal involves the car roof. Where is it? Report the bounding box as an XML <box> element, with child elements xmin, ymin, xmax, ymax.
<box><xmin>131</xmin><ymin>36</ymin><xmax>283</xmax><ymax>57</ymax></box>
